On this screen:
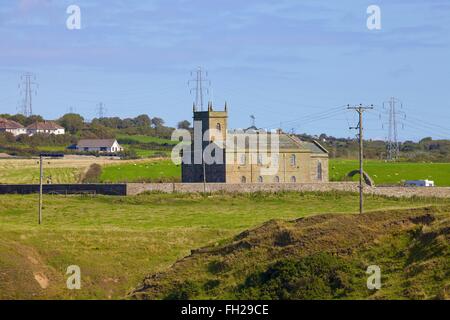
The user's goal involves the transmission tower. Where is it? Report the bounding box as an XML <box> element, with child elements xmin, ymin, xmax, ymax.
<box><xmin>381</xmin><ymin>97</ymin><xmax>405</xmax><ymax>161</ymax></box>
<box><xmin>188</xmin><ymin>67</ymin><xmax>210</xmax><ymax>111</ymax></box>
<box><xmin>18</xmin><ymin>73</ymin><xmax>38</xmax><ymax>116</ymax></box>
<box><xmin>96</xmin><ymin>102</ymin><xmax>106</xmax><ymax>118</ymax></box>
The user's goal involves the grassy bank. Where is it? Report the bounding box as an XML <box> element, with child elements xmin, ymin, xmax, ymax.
<box><xmin>0</xmin><ymin>191</ymin><xmax>449</xmax><ymax>299</ymax></box>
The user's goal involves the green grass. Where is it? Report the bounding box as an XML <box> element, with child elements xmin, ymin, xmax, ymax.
<box><xmin>0</xmin><ymin>167</ymin><xmax>82</xmax><ymax>184</ymax></box>
<box><xmin>330</xmin><ymin>159</ymin><xmax>450</xmax><ymax>186</ymax></box>
<box><xmin>0</xmin><ymin>192</ymin><xmax>448</xmax><ymax>299</ymax></box>
<box><xmin>116</xmin><ymin>134</ymin><xmax>177</xmax><ymax>145</ymax></box>
<box><xmin>125</xmin><ymin>147</ymin><xmax>170</xmax><ymax>158</ymax></box>
<box><xmin>99</xmin><ymin>159</ymin><xmax>180</xmax><ymax>183</ymax></box>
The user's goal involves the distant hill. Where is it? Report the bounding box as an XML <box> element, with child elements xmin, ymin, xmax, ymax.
<box><xmin>131</xmin><ymin>206</ymin><xmax>450</xmax><ymax>300</ymax></box>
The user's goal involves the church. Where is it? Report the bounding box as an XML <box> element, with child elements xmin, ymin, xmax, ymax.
<box><xmin>181</xmin><ymin>103</ymin><xmax>329</xmax><ymax>184</ymax></box>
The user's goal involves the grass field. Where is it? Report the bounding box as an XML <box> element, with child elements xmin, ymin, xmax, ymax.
<box><xmin>99</xmin><ymin>159</ymin><xmax>181</xmax><ymax>183</ymax></box>
<box><xmin>116</xmin><ymin>134</ymin><xmax>177</xmax><ymax>145</ymax></box>
<box><xmin>0</xmin><ymin>191</ymin><xmax>448</xmax><ymax>299</ymax></box>
<box><xmin>0</xmin><ymin>157</ymin><xmax>164</xmax><ymax>184</ymax></box>
<box><xmin>330</xmin><ymin>159</ymin><xmax>450</xmax><ymax>186</ymax></box>
<box><xmin>117</xmin><ymin>134</ymin><xmax>176</xmax><ymax>159</ymax></box>
<box><xmin>2</xmin><ymin>156</ymin><xmax>450</xmax><ymax>186</ymax></box>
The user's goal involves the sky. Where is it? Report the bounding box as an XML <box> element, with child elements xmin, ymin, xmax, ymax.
<box><xmin>0</xmin><ymin>0</ymin><xmax>449</xmax><ymax>141</ymax></box>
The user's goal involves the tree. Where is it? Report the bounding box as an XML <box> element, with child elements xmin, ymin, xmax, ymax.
<box><xmin>134</xmin><ymin>114</ymin><xmax>151</xmax><ymax>128</ymax></box>
<box><xmin>151</xmin><ymin>117</ymin><xmax>165</xmax><ymax>135</ymax></box>
<box><xmin>177</xmin><ymin>120</ymin><xmax>191</xmax><ymax>130</ymax></box>
<box><xmin>24</xmin><ymin>115</ymin><xmax>44</xmax><ymax>126</ymax></box>
<box><xmin>58</xmin><ymin>113</ymin><xmax>85</xmax><ymax>134</ymax></box>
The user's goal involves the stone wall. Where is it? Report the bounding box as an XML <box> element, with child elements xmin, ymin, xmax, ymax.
<box><xmin>365</xmin><ymin>186</ymin><xmax>450</xmax><ymax>198</ymax></box>
<box><xmin>126</xmin><ymin>182</ymin><xmax>359</xmax><ymax>195</ymax></box>
<box><xmin>0</xmin><ymin>184</ymin><xmax>127</xmax><ymax>195</ymax></box>
<box><xmin>127</xmin><ymin>182</ymin><xmax>450</xmax><ymax>198</ymax></box>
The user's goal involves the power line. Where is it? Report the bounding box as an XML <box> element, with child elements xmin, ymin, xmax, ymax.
<box><xmin>188</xmin><ymin>67</ymin><xmax>210</xmax><ymax>111</ymax></box>
<box><xmin>18</xmin><ymin>72</ymin><xmax>38</xmax><ymax>116</ymax></box>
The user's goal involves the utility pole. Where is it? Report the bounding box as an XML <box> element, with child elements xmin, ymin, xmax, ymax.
<box><xmin>189</xmin><ymin>67</ymin><xmax>210</xmax><ymax>111</ymax></box>
<box><xmin>19</xmin><ymin>73</ymin><xmax>38</xmax><ymax>117</ymax></box>
<box><xmin>203</xmin><ymin>155</ymin><xmax>207</xmax><ymax>193</ymax></box>
<box><xmin>38</xmin><ymin>155</ymin><xmax>43</xmax><ymax>225</ymax></box>
<box><xmin>348</xmin><ymin>104</ymin><xmax>374</xmax><ymax>214</ymax></box>
<box><xmin>37</xmin><ymin>153</ymin><xmax>64</xmax><ymax>225</ymax></box>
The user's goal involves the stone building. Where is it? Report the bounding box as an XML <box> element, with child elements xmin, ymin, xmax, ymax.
<box><xmin>181</xmin><ymin>103</ymin><xmax>329</xmax><ymax>183</ymax></box>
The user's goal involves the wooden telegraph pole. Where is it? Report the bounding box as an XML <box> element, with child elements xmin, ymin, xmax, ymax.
<box><xmin>38</xmin><ymin>154</ymin><xmax>43</xmax><ymax>224</ymax></box>
<box><xmin>38</xmin><ymin>153</ymin><xmax>64</xmax><ymax>225</ymax></box>
<box><xmin>348</xmin><ymin>104</ymin><xmax>374</xmax><ymax>214</ymax></box>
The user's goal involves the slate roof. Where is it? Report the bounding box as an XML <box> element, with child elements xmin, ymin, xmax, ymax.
<box><xmin>76</xmin><ymin>139</ymin><xmax>118</xmax><ymax>148</ymax></box>
<box><xmin>226</xmin><ymin>130</ymin><xmax>328</xmax><ymax>154</ymax></box>
<box><xmin>0</xmin><ymin>118</ymin><xmax>24</xmax><ymax>129</ymax></box>
<box><xmin>26</xmin><ymin>121</ymin><xmax>64</xmax><ymax>130</ymax></box>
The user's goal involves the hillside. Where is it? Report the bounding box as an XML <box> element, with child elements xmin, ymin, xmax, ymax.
<box><xmin>131</xmin><ymin>206</ymin><xmax>450</xmax><ymax>300</ymax></box>
<box><xmin>1</xmin><ymin>192</ymin><xmax>447</xmax><ymax>299</ymax></box>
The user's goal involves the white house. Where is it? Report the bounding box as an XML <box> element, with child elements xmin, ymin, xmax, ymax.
<box><xmin>26</xmin><ymin>121</ymin><xmax>65</xmax><ymax>135</ymax></box>
<box><xmin>75</xmin><ymin>139</ymin><xmax>124</xmax><ymax>153</ymax></box>
<box><xmin>405</xmin><ymin>180</ymin><xmax>435</xmax><ymax>187</ymax></box>
<box><xmin>0</xmin><ymin>118</ymin><xmax>27</xmax><ymax>136</ymax></box>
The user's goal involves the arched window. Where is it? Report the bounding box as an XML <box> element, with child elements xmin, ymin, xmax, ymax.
<box><xmin>290</xmin><ymin>176</ymin><xmax>297</xmax><ymax>183</ymax></box>
<box><xmin>317</xmin><ymin>161</ymin><xmax>323</xmax><ymax>181</ymax></box>
<box><xmin>241</xmin><ymin>176</ymin><xmax>247</xmax><ymax>183</ymax></box>
<box><xmin>258</xmin><ymin>176</ymin><xmax>263</xmax><ymax>183</ymax></box>
<box><xmin>239</xmin><ymin>154</ymin><xmax>246</xmax><ymax>165</ymax></box>
<box><xmin>290</xmin><ymin>154</ymin><xmax>296</xmax><ymax>166</ymax></box>
<box><xmin>274</xmin><ymin>176</ymin><xmax>280</xmax><ymax>183</ymax></box>
<box><xmin>216</xmin><ymin>123</ymin><xmax>221</xmax><ymax>131</ymax></box>
<box><xmin>257</xmin><ymin>154</ymin><xmax>263</xmax><ymax>165</ymax></box>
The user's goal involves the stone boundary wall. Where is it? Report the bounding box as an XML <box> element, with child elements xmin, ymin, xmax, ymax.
<box><xmin>366</xmin><ymin>186</ymin><xmax>450</xmax><ymax>198</ymax></box>
<box><xmin>0</xmin><ymin>184</ymin><xmax>127</xmax><ymax>196</ymax></box>
<box><xmin>127</xmin><ymin>182</ymin><xmax>450</xmax><ymax>198</ymax></box>
<box><xmin>126</xmin><ymin>182</ymin><xmax>360</xmax><ymax>195</ymax></box>
<box><xmin>1</xmin><ymin>183</ymin><xmax>448</xmax><ymax>198</ymax></box>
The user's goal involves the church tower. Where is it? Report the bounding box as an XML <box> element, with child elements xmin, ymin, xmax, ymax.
<box><xmin>193</xmin><ymin>101</ymin><xmax>228</xmax><ymax>143</ymax></box>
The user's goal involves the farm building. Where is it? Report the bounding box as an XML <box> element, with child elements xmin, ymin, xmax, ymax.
<box><xmin>182</xmin><ymin>103</ymin><xmax>329</xmax><ymax>183</ymax></box>
<box><xmin>26</xmin><ymin>121</ymin><xmax>65</xmax><ymax>135</ymax></box>
<box><xmin>75</xmin><ymin>139</ymin><xmax>124</xmax><ymax>153</ymax></box>
<box><xmin>0</xmin><ymin>118</ymin><xmax>27</xmax><ymax>136</ymax></box>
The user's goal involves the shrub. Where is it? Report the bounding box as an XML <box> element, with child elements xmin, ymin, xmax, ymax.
<box><xmin>164</xmin><ymin>281</ymin><xmax>201</xmax><ymax>300</ymax></box>
<box><xmin>237</xmin><ymin>253</ymin><xmax>356</xmax><ymax>300</ymax></box>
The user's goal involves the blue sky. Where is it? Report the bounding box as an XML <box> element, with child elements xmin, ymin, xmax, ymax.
<box><xmin>0</xmin><ymin>0</ymin><xmax>449</xmax><ymax>141</ymax></box>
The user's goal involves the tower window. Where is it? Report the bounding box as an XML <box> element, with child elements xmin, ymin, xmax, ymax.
<box><xmin>257</xmin><ymin>154</ymin><xmax>263</xmax><ymax>165</ymax></box>
<box><xmin>241</xmin><ymin>176</ymin><xmax>247</xmax><ymax>183</ymax></box>
<box><xmin>258</xmin><ymin>176</ymin><xmax>263</xmax><ymax>183</ymax></box>
<box><xmin>216</xmin><ymin>123</ymin><xmax>221</xmax><ymax>131</ymax></box>
<box><xmin>274</xmin><ymin>176</ymin><xmax>280</xmax><ymax>183</ymax></box>
<box><xmin>290</xmin><ymin>176</ymin><xmax>297</xmax><ymax>183</ymax></box>
<box><xmin>239</xmin><ymin>154</ymin><xmax>246</xmax><ymax>165</ymax></box>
